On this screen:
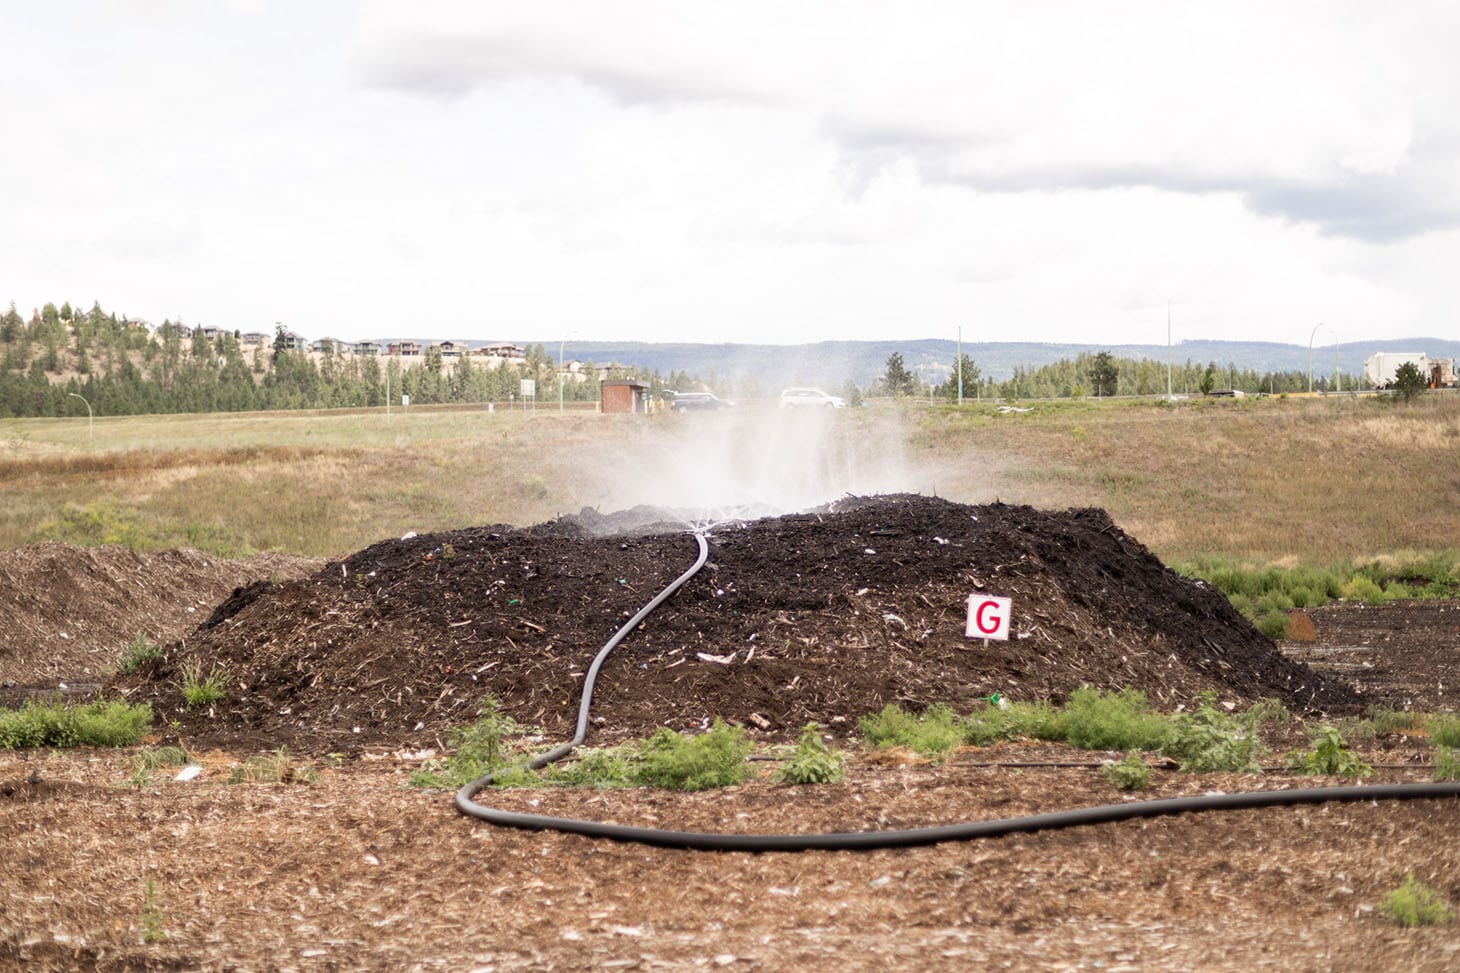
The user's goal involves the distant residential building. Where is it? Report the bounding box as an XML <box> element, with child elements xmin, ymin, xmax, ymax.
<box><xmin>240</xmin><ymin>332</ymin><xmax>270</xmax><ymax>347</ymax></box>
<box><xmin>475</xmin><ymin>343</ymin><xmax>525</xmax><ymax>359</ymax></box>
<box><xmin>353</xmin><ymin>340</ymin><xmax>382</xmax><ymax>356</ymax></box>
<box><xmin>388</xmin><ymin>340</ymin><xmax>422</xmax><ymax>356</ymax></box>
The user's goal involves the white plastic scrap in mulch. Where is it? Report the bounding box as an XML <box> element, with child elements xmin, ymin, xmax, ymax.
<box><xmin>174</xmin><ymin>765</ymin><xmax>203</xmax><ymax>782</ymax></box>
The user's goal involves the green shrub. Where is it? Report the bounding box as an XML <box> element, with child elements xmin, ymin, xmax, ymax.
<box><xmin>178</xmin><ymin>661</ymin><xmax>231</xmax><ymax>708</ymax></box>
<box><xmin>1341</xmin><ymin>576</ymin><xmax>1385</xmax><ymax>605</ymax></box>
<box><xmin>0</xmin><ymin>698</ymin><xmax>152</xmax><ymax>749</ymax></box>
<box><xmin>773</xmin><ymin>724</ymin><xmax>846</xmax><ymax>785</ymax></box>
<box><xmin>1255</xmin><ymin>592</ymin><xmax>1295</xmax><ymax>615</ymax></box>
<box><xmin>1428</xmin><ymin>715</ymin><xmax>1460</xmax><ymax>749</ymax></box>
<box><xmin>1101</xmin><ymin>753</ymin><xmax>1152</xmax><ymax>791</ymax></box>
<box><xmin>1255</xmin><ymin>611</ymin><xmax>1290</xmax><ymax>639</ymax></box>
<box><xmin>632</xmin><ymin>719</ymin><xmax>753</xmax><ymax>791</ymax></box>
<box><xmin>858</xmin><ymin>702</ymin><xmax>964</xmax><ymax>760</ymax></box>
<box><xmin>1288</xmin><ymin>586</ymin><xmax>1323</xmax><ymax>609</ymax></box>
<box><xmin>117</xmin><ymin>632</ymin><xmax>162</xmax><ymax>675</ymax></box>
<box><xmin>1058</xmin><ymin>686</ymin><xmax>1173</xmax><ymax>751</ymax></box>
<box><xmin>1434</xmin><ymin>746</ymin><xmax>1460</xmax><ymax>783</ymax></box>
<box><xmin>1286</xmin><ymin>725</ymin><xmax>1373</xmax><ymax>778</ymax></box>
<box><xmin>1379</xmin><ymin>873</ymin><xmax>1454</xmax><ymax>927</ymax></box>
<box><xmin>1162</xmin><ymin>696</ymin><xmax>1266</xmax><ymax>773</ymax></box>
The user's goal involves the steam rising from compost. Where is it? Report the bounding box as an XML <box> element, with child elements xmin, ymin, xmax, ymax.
<box><xmin>593</xmin><ymin>406</ymin><xmax>930</xmax><ymax>522</ymax></box>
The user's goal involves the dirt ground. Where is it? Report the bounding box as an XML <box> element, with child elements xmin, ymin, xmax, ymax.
<box><xmin>2</xmin><ymin>495</ymin><xmax>1459</xmax><ymax>971</ymax></box>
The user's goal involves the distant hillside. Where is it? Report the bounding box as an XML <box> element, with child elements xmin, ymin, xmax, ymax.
<box><xmin>561</xmin><ymin>337</ymin><xmax>1460</xmax><ymax>390</ymax></box>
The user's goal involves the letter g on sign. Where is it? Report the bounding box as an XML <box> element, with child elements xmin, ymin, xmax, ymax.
<box><xmin>966</xmin><ymin>594</ymin><xmax>1012</xmax><ymax>641</ymax></box>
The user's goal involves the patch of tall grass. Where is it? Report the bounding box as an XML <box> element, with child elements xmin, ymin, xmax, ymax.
<box><xmin>0</xmin><ymin>698</ymin><xmax>152</xmax><ymax>748</ymax></box>
<box><xmin>1180</xmin><ymin>551</ymin><xmax>1460</xmax><ymax>625</ymax></box>
<box><xmin>860</xmin><ymin>688</ymin><xmax>1271</xmax><ymax>773</ymax></box>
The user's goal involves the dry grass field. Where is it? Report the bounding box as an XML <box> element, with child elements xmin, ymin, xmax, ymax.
<box><xmin>2</xmin><ymin>392</ymin><xmax>1457</xmax><ymax>566</ymax></box>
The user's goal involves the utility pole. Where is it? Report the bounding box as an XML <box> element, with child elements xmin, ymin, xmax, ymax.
<box><xmin>1166</xmin><ymin>302</ymin><xmax>1173</xmax><ymax>399</ymax></box>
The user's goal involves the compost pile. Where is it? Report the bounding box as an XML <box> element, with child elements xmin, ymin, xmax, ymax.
<box><xmin>114</xmin><ymin>494</ymin><xmax>1362</xmax><ymax>753</ymax></box>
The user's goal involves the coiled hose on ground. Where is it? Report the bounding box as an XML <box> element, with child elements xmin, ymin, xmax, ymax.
<box><xmin>455</xmin><ymin>531</ymin><xmax>1460</xmax><ymax>851</ymax></box>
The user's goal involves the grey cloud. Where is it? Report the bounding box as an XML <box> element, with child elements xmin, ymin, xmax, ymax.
<box><xmin>1242</xmin><ymin>178</ymin><xmax>1460</xmax><ymax>243</ymax></box>
<box><xmin>355</xmin><ymin>26</ymin><xmax>762</xmax><ymax>106</ymax></box>
<box><xmin>879</xmin><ymin>142</ymin><xmax>1459</xmax><ymax>244</ymax></box>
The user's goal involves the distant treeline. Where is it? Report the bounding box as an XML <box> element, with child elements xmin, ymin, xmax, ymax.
<box><xmin>905</xmin><ymin>348</ymin><xmax>1361</xmax><ymax>401</ymax></box>
<box><xmin>0</xmin><ymin>301</ymin><xmax>696</xmax><ymax>419</ymax></box>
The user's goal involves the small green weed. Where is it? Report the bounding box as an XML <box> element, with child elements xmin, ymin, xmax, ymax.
<box><xmin>1360</xmin><ymin>707</ymin><xmax>1427</xmax><ymax>736</ymax></box>
<box><xmin>1378</xmin><ymin>873</ymin><xmax>1454</xmax><ymax>927</ymax></box>
<box><xmin>773</xmin><ymin>724</ymin><xmax>846</xmax><ymax>785</ymax></box>
<box><xmin>410</xmin><ymin>696</ymin><xmax>531</xmax><ymax>788</ymax></box>
<box><xmin>1286</xmin><ymin>725</ymin><xmax>1373</xmax><ymax>778</ymax></box>
<box><xmin>632</xmin><ymin>718</ymin><xmax>753</xmax><ymax>791</ymax></box>
<box><xmin>117</xmin><ymin>632</ymin><xmax>162</xmax><ymax>675</ymax></box>
<box><xmin>141</xmin><ymin>875</ymin><xmax>167</xmax><ymax>944</ymax></box>
<box><xmin>229</xmin><ymin>747</ymin><xmax>316</xmax><ymax>784</ymax></box>
<box><xmin>1101</xmin><ymin>752</ymin><xmax>1153</xmax><ymax>791</ymax></box>
<box><xmin>1245</xmin><ymin>698</ymin><xmax>1292</xmax><ymax>726</ymax></box>
<box><xmin>128</xmin><ymin>745</ymin><xmax>191</xmax><ymax>787</ymax></box>
<box><xmin>178</xmin><ymin>661</ymin><xmax>231</xmax><ymax>708</ymax></box>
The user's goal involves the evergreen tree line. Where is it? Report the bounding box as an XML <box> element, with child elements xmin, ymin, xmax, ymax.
<box><xmin>886</xmin><ymin>349</ymin><xmax>1362</xmax><ymax>402</ymax></box>
<box><xmin>0</xmin><ymin>301</ymin><xmax>675</xmax><ymax>419</ymax></box>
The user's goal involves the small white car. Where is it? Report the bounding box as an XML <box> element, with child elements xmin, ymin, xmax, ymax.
<box><xmin>779</xmin><ymin>387</ymin><xmax>847</xmax><ymax>408</ymax></box>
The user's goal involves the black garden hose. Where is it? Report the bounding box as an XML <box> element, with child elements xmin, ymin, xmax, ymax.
<box><xmin>455</xmin><ymin>532</ymin><xmax>1460</xmax><ymax>851</ymax></box>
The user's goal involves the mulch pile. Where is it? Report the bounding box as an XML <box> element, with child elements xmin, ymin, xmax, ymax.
<box><xmin>111</xmin><ymin>494</ymin><xmax>1363</xmax><ymax>754</ymax></box>
<box><xmin>0</xmin><ymin>543</ymin><xmax>319</xmax><ymax>690</ymax></box>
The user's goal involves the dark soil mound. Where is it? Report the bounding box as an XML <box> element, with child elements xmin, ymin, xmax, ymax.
<box><xmin>114</xmin><ymin>495</ymin><xmax>1363</xmax><ymax>754</ymax></box>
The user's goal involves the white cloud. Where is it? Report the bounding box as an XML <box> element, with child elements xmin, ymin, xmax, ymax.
<box><xmin>3</xmin><ymin>1</ymin><xmax>1460</xmax><ymax>347</ymax></box>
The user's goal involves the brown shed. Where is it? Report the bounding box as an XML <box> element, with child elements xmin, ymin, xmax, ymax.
<box><xmin>600</xmin><ymin>379</ymin><xmax>650</xmax><ymax>414</ymax></box>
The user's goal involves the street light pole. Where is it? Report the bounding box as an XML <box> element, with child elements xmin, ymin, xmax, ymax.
<box><xmin>558</xmin><ymin>331</ymin><xmax>578</xmax><ymax>414</ymax></box>
<box><xmin>1308</xmin><ymin>323</ymin><xmax>1323</xmax><ymax>394</ymax></box>
<box><xmin>67</xmin><ymin>392</ymin><xmax>92</xmax><ymax>440</ymax></box>
<box><xmin>956</xmin><ymin>326</ymin><xmax>963</xmax><ymax>405</ymax></box>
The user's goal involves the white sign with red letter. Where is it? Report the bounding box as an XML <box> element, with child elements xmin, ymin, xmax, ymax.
<box><xmin>966</xmin><ymin>594</ymin><xmax>1012</xmax><ymax>641</ymax></box>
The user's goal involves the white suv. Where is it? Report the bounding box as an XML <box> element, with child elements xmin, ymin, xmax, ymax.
<box><xmin>779</xmin><ymin>387</ymin><xmax>847</xmax><ymax>408</ymax></box>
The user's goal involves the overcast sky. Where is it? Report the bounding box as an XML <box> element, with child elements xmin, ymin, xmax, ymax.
<box><xmin>4</xmin><ymin>1</ymin><xmax>1458</xmax><ymax>348</ymax></box>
